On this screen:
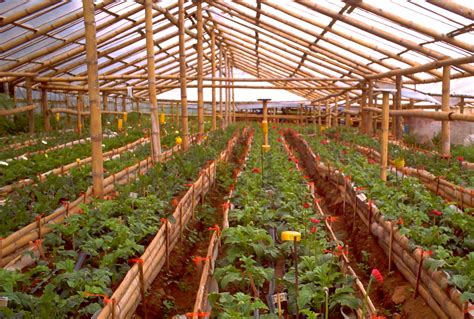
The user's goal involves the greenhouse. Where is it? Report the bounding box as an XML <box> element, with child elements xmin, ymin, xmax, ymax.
<box><xmin>0</xmin><ymin>0</ymin><xmax>473</xmax><ymax>318</ymax></box>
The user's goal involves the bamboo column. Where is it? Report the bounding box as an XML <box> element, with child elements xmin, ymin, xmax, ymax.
<box><xmin>345</xmin><ymin>92</ymin><xmax>350</xmax><ymax>127</ymax></box>
<box><xmin>196</xmin><ymin>0</ymin><xmax>204</xmax><ymax>138</ymax></box>
<box><xmin>259</xmin><ymin>98</ymin><xmax>271</xmax><ymax>147</ymax></box>
<box><xmin>121</xmin><ymin>95</ymin><xmax>126</xmax><ymax>112</ymax></box>
<box><xmin>317</xmin><ymin>102</ymin><xmax>322</xmax><ymax>128</ymax></box>
<box><xmin>224</xmin><ymin>53</ymin><xmax>230</xmax><ymax>126</ymax></box>
<box><xmin>145</xmin><ymin>0</ymin><xmax>162</xmax><ymax>160</ymax></box>
<box><xmin>83</xmin><ymin>0</ymin><xmax>104</xmax><ymax>198</ymax></box>
<box><xmin>333</xmin><ymin>97</ymin><xmax>339</xmax><ymax>127</ymax></box>
<box><xmin>136</xmin><ymin>98</ymin><xmax>141</xmax><ymax>126</ymax></box>
<box><xmin>231</xmin><ymin>65</ymin><xmax>235</xmax><ymax>123</ymax></box>
<box><xmin>77</xmin><ymin>94</ymin><xmax>83</xmax><ymax>134</ymax></box>
<box><xmin>41</xmin><ymin>88</ymin><xmax>51</xmax><ymax>131</ymax></box>
<box><xmin>326</xmin><ymin>100</ymin><xmax>331</xmax><ymax>128</ymax></box>
<box><xmin>360</xmin><ymin>84</ymin><xmax>367</xmax><ymax>133</ymax></box>
<box><xmin>210</xmin><ymin>31</ymin><xmax>217</xmax><ymax>130</ymax></box>
<box><xmin>219</xmin><ymin>47</ymin><xmax>223</xmax><ymax>128</ymax></box>
<box><xmin>367</xmin><ymin>80</ymin><xmax>374</xmax><ymax>135</ymax></box>
<box><xmin>102</xmin><ymin>93</ymin><xmax>108</xmax><ymax>111</ymax></box>
<box><xmin>65</xmin><ymin>94</ymin><xmax>71</xmax><ymax>129</ymax></box>
<box><xmin>175</xmin><ymin>101</ymin><xmax>179</xmax><ymax>127</ymax></box>
<box><xmin>441</xmin><ymin>66</ymin><xmax>451</xmax><ymax>156</ymax></box>
<box><xmin>460</xmin><ymin>97</ymin><xmax>464</xmax><ymax>114</ymax></box>
<box><xmin>178</xmin><ymin>0</ymin><xmax>189</xmax><ymax>150</ymax></box>
<box><xmin>395</xmin><ymin>75</ymin><xmax>403</xmax><ymax>140</ymax></box>
<box><xmin>380</xmin><ymin>92</ymin><xmax>390</xmax><ymax>182</ymax></box>
<box><xmin>25</xmin><ymin>77</ymin><xmax>35</xmax><ymax>133</ymax></box>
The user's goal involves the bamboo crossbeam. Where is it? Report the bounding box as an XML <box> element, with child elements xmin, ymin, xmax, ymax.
<box><xmin>363</xmin><ymin>107</ymin><xmax>474</xmax><ymax>122</ymax></box>
<box><xmin>0</xmin><ymin>1</ymin><xmax>61</xmax><ymax>27</ymax></box>
<box><xmin>0</xmin><ymin>104</ymin><xmax>36</xmax><ymax>116</ymax></box>
<box><xmin>427</xmin><ymin>0</ymin><xmax>474</xmax><ymax>20</ymax></box>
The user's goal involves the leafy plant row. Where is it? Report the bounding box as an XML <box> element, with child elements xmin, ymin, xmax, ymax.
<box><xmin>324</xmin><ymin>127</ymin><xmax>474</xmax><ymax>188</ymax></box>
<box><xmin>298</xmin><ymin>130</ymin><xmax>474</xmax><ymax>302</ymax></box>
<box><xmin>0</xmin><ymin>125</ymin><xmax>238</xmax><ymax>318</ymax></box>
<box><xmin>210</xmin><ymin>127</ymin><xmax>362</xmax><ymax>318</ymax></box>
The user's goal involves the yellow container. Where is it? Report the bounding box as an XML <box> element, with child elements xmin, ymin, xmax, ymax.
<box><xmin>118</xmin><ymin>119</ymin><xmax>123</xmax><ymax>131</ymax></box>
<box><xmin>123</xmin><ymin>112</ymin><xmax>127</xmax><ymax>122</ymax></box>
<box><xmin>281</xmin><ymin>231</ymin><xmax>301</xmax><ymax>242</ymax></box>
<box><xmin>160</xmin><ymin>113</ymin><xmax>166</xmax><ymax>124</ymax></box>
<box><xmin>55</xmin><ymin>113</ymin><xmax>60</xmax><ymax>122</ymax></box>
<box><xmin>262</xmin><ymin>144</ymin><xmax>270</xmax><ymax>153</ymax></box>
<box><xmin>261</xmin><ymin>120</ymin><xmax>268</xmax><ymax>134</ymax></box>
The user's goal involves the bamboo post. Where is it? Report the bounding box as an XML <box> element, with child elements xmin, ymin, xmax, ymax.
<box><xmin>345</xmin><ymin>92</ymin><xmax>351</xmax><ymax>127</ymax></box>
<box><xmin>395</xmin><ymin>75</ymin><xmax>403</xmax><ymax>140</ymax></box>
<box><xmin>459</xmin><ymin>97</ymin><xmax>464</xmax><ymax>114</ymax></box>
<box><xmin>317</xmin><ymin>102</ymin><xmax>322</xmax><ymax>128</ymax></box>
<box><xmin>65</xmin><ymin>94</ymin><xmax>71</xmax><ymax>129</ymax></box>
<box><xmin>231</xmin><ymin>66</ymin><xmax>235</xmax><ymax>123</ymax></box>
<box><xmin>441</xmin><ymin>66</ymin><xmax>451</xmax><ymax>156</ymax></box>
<box><xmin>333</xmin><ymin>97</ymin><xmax>339</xmax><ymax>127</ymax></box>
<box><xmin>224</xmin><ymin>53</ymin><xmax>230</xmax><ymax>126</ymax></box>
<box><xmin>211</xmin><ymin>31</ymin><xmax>217</xmax><ymax>130</ymax></box>
<box><xmin>41</xmin><ymin>87</ymin><xmax>51</xmax><ymax>131</ymax></box>
<box><xmin>380</xmin><ymin>92</ymin><xmax>390</xmax><ymax>182</ymax></box>
<box><xmin>83</xmin><ymin>0</ymin><xmax>104</xmax><ymax>198</ymax></box>
<box><xmin>259</xmin><ymin>98</ymin><xmax>271</xmax><ymax>147</ymax></box>
<box><xmin>219</xmin><ymin>47</ymin><xmax>223</xmax><ymax>128</ymax></box>
<box><xmin>367</xmin><ymin>80</ymin><xmax>374</xmax><ymax>135</ymax></box>
<box><xmin>121</xmin><ymin>95</ymin><xmax>126</xmax><ymax>112</ymax></box>
<box><xmin>136</xmin><ymin>99</ymin><xmax>141</xmax><ymax>126</ymax></box>
<box><xmin>178</xmin><ymin>0</ymin><xmax>190</xmax><ymax>150</ymax></box>
<box><xmin>77</xmin><ymin>94</ymin><xmax>83</xmax><ymax>134</ymax></box>
<box><xmin>360</xmin><ymin>84</ymin><xmax>367</xmax><ymax>133</ymax></box>
<box><xmin>145</xmin><ymin>0</ymin><xmax>162</xmax><ymax>160</ymax></box>
<box><xmin>175</xmin><ymin>101</ymin><xmax>179</xmax><ymax>128</ymax></box>
<box><xmin>102</xmin><ymin>93</ymin><xmax>108</xmax><ymax>111</ymax></box>
<box><xmin>196</xmin><ymin>0</ymin><xmax>204</xmax><ymax>138</ymax></box>
<box><xmin>326</xmin><ymin>100</ymin><xmax>331</xmax><ymax>128</ymax></box>
<box><xmin>25</xmin><ymin>77</ymin><xmax>35</xmax><ymax>133</ymax></box>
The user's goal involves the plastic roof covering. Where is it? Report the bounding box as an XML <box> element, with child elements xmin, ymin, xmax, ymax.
<box><xmin>0</xmin><ymin>0</ymin><xmax>473</xmax><ymax>103</ymax></box>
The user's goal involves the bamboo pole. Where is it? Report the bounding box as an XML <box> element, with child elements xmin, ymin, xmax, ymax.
<box><xmin>196</xmin><ymin>0</ymin><xmax>204</xmax><ymax>138</ymax></box>
<box><xmin>380</xmin><ymin>92</ymin><xmax>390</xmax><ymax>182</ymax></box>
<box><xmin>83</xmin><ymin>0</ymin><xmax>104</xmax><ymax>198</ymax></box>
<box><xmin>441</xmin><ymin>66</ymin><xmax>450</xmax><ymax>156</ymax></box>
<box><xmin>145</xmin><ymin>0</ymin><xmax>162</xmax><ymax>161</ymax></box>
<box><xmin>367</xmin><ymin>80</ymin><xmax>374</xmax><ymax>135</ymax></box>
<box><xmin>77</xmin><ymin>94</ymin><xmax>83</xmax><ymax>134</ymax></box>
<box><xmin>333</xmin><ymin>97</ymin><xmax>339</xmax><ymax>127</ymax></box>
<box><xmin>225</xmin><ymin>53</ymin><xmax>230</xmax><ymax>126</ymax></box>
<box><xmin>345</xmin><ymin>92</ymin><xmax>351</xmax><ymax>127</ymax></box>
<box><xmin>326</xmin><ymin>100</ymin><xmax>331</xmax><ymax>128</ymax></box>
<box><xmin>395</xmin><ymin>75</ymin><xmax>403</xmax><ymax>140</ymax></box>
<box><xmin>363</xmin><ymin>107</ymin><xmax>474</xmax><ymax>122</ymax></box>
<box><xmin>122</xmin><ymin>95</ymin><xmax>126</xmax><ymax>112</ymax></box>
<box><xmin>0</xmin><ymin>105</ymin><xmax>35</xmax><ymax>116</ymax></box>
<box><xmin>0</xmin><ymin>1</ymin><xmax>60</xmax><ymax>27</ymax></box>
<box><xmin>360</xmin><ymin>85</ymin><xmax>367</xmax><ymax>133</ymax></box>
<box><xmin>178</xmin><ymin>0</ymin><xmax>189</xmax><ymax>150</ymax></box>
<box><xmin>231</xmin><ymin>65</ymin><xmax>235</xmax><ymax>123</ymax></box>
<box><xmin>211</xmin><ymin>31</ymin><xmax>217</xmax><ymax>130</ymax></box>
<box><xmin>25</xmin><ymin>78</ymin><xmax>35</xmax><ymax>133</ymax></box>
<box><xmin>41</xmin><ymin>88</ymin><xmax>51</xmax><ymax>131</ymax></box>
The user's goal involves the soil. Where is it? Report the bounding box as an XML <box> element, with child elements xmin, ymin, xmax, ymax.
<box><xmin>284</xmin><ymin>129</ymin><xmax>437</xmax><ymax>319</ymax></box>
<box><xmin>134</xmin><ymin>132</ymin><xmax>251</xmax><ymax>319</ymax></box>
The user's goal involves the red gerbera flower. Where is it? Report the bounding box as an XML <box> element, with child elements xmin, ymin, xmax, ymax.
<box><xmin>277</xmin><ymin>138</ymin><xmax>282</xmax><ymax>143</ymax></box>
<box><xmin>303</xmin><ymin>202</ymin><xmax>311</xmax><ymax>208</ymax></box>
<box><xmin>252</xmin><ymin>167</ymin><xmax>261</xmax><ymax>174</ymax></box>
<box><xmin>371</xmin><ymin>269</ymin><xmax>384</xmax><ymax>283</ymax></box>
<box><xmin>430</xmin><ymin>209</ymin><xmax>443</xmax><ymax>216</ymax></box>
<box><xmin>310</xmin><ymin>226</ymin><xmax>317</xmax><ymax>234</ymax></box>
<box><xmin>310</xmin><ymin>218</ymin><xmax>321</xmax><ymax>224</ymax></box>
<box><xmin>457</xmin><ymin>156</ymin><xmax>464</xmax><ymax>162</ymax></box>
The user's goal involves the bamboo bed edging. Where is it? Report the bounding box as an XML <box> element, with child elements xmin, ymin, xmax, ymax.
<box><xmin>0</xmin><ymin>136</ymin><xmax>150</xmax><ymax>196</ymax></box>
<box><xmin>0</xmin><ymin>136</ymin><xmax>195</xmax><ymax>268</ymax></box>
<box><xmin>286</xmin><ymin>131</ymin><xmax>473</xmax><ymax>319</ymax></box>
<box><xmin>7</xmin><ymin>137</ymin><xmax>91</xmax><ymax>161</ymax></box>
<box><xmin>192</xmin><ymin>130</ymin><xmax>255</xmax><ymax>317</ymax></box>
<box><xmin>0</xmin><ymin>105</ymin><xmax>37</xmax><ymax>116</ymax></box>
<box><xmin>96</xmin><ymin>130</ymin><xmax>244</xmax><ymax>319</ymax></box>
<box><xmin>338</xmin><ymin>141</ymin><xmax>473</xmax><ymax>208</ymax></box>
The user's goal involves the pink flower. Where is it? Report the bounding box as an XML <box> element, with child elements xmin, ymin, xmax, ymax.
<box><xmin>457</xmin><ymin>156</ymin><xmax>464</xmax><ymax>162</ymax></box>
<box><xmin>310</xmin><ymin>226</ymin><xmax>317</xmax><ymax>234</ymax></box>
<box><xmin>310</xmin><ymin>218</ymin><xmax>321</xmax><ymax>224</ymax></box>
<box><xmin>371</xmin><ymin>269</ymin><xmax>384</xmax><ymax>283</ymax></box>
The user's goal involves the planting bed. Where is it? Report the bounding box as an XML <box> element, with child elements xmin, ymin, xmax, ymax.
<box><xmin>285</xmin><ymin>128</ymin><xmax>473</xmax><ymax>318</ymax></box>
<box><xmin>0</xmin><ymin>125</ymin><xmax>238</xmax><ymax>318</ymax></box>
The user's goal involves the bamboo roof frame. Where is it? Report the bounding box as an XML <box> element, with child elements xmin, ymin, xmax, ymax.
<box><xmin>0</xmin><ymin>0</ymin><xmax>473</xmax><ymax>101</ymax></box>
